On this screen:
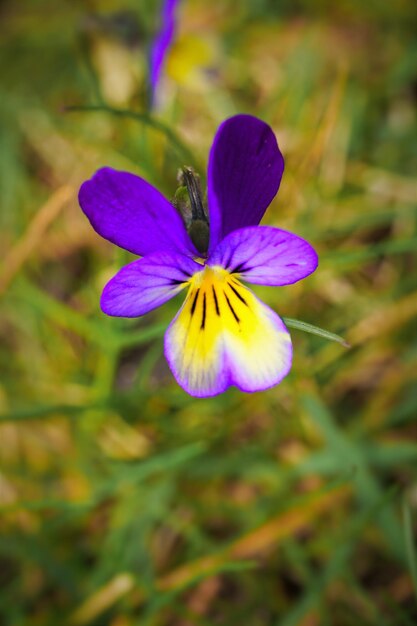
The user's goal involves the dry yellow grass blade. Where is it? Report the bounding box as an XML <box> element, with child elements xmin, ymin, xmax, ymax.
<box><xmin>159</xmin><ymin>484</ymin><xmax>349</xmax><ymax>590</ymax></box>
<box><xmin>70</xmin><ymin>574</ymin><xmax>135</xmax><ymax>626</ymax></box>
<box><xmin>361</xmin><ymin>356</ymin><xmax>417</xmax><ymax>431</ymax></box>
<box><xmin>70</xmin><ymin>484</ymin><xmax>350</xmax><ymax>625</ymax></box>
<box><xmin>347</xmin><ymin>291</ymin><xmax>417</xmax><ymax>345</ymax></box>
<box><xmin>347</xmin><ymin>162</ymin><xmax>417</xmax><ymax>204</ymax></box>
<box><xmin>0</xmin><ymin>185</ymin><xmax>74</xmax><ymax>295</ymax></box>
<box><xmin>298</xmin><ymin>62</ymin><xmax>348</xmax><ymax>175</ymax></box>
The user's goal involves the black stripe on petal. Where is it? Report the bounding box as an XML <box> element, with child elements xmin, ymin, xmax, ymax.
<box><xmin>224</xmin><ymin>293</ymin><xmax>240</xmax><ymax>323</ymax></box>
<box><xmin>231</xmin><ymin>262</ymin><xmax>247</xmax><ymax>274</ymax></box>
<box><xmin>224</xmin><ymin>250</ymin><xmax>235</xmax><ymax>271</ymax></box>
<box><xmin>201</xmin><ymin>292</ymin><xmax>207</xmax><ymax>329</ymax></box>
<box><xmin>228</xmin><ymin>282</ymin><xmax>248</xmax><ymax>307</ymax></box>
<box><xmin>190</xmin><ymin>289</ymin><xmax>200</xmax><ymax>316</ymax></box>
<box><xmin>212</xmin><ymin>286</ymin><xmax>220</xmax><ymax>316</ymax></box>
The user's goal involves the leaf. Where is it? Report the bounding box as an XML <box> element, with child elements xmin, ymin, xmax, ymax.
<box><xmin>283</xmin><ymin>317</ymin><xmax>350</xmax><ymax>347</ymax></box>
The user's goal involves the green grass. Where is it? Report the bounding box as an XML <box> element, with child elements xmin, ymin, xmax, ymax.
<box><xmin>1</xmin><ymin>0</ymin><xmax>417</xmax><ymax>624</ymax></box>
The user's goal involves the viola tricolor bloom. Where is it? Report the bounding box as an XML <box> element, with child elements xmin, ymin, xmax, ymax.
<box><xmin>149</xmin><ymin>0</ymin><xmax>180</xmax><ymax>105</ymax></box>
<box><xmin>79</xmin><ymin>115</ymin><xmax>318</xmax><ymax>397</ymax></box>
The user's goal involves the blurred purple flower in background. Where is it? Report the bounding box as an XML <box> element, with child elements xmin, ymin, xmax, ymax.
<box><xmin>79</xmin><ymin>115</ymin><xmax>318</xmax><ymax>397</ymax></box>
<box><xmin>149</xmin><ymin>0</ymin><xmax>180</xmax><ymax>105</ymax></box>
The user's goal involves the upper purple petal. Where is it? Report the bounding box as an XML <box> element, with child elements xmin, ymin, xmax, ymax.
<box><xmin>207</xmin><ymin>115</ymin><xmax>284</xmax><ymax>253</ymax></box>
<box><xmin>79</xmin><ymin>167</ymin><xmax>197</xmax><ymax>257</ymax></box>
<box><xmin>208</xmin><ymin>225</ymin><xmax>318</xmax><ymax>286</ymax></box>
<box><xmin>149</xmin><ymin>0</ymin><xmax>180</xmax><ymax>105</ymax></box>
<box><xmin>101</xmin><ymin>250</ymin><xmax>201</xmax><ymax>317</ymax></box>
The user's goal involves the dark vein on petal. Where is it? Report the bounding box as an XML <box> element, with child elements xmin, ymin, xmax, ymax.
<box><xmin>224</xmin><ymin>293</ymin><xmax>240</xmax><ymax>323</ymax></box>
<box><xmin>201</xmin><ymin>292</ymin><xmax>206</xmax><ymax>329</ymax></box>
<box><xmin>223</xmin><ymin>250</ymin><xmax>235</xmax><ymax>270</ymax></box>
<box><xmin>212</xmin><ymin>286</ymin><xmax>220</xmax><ymax>316</ymax></box>
<box><xmin>228</xmin><ymin>282</ymin><xmax>248</xmax><ymax>306</ymax></box>
<box><xmin>190</xmin><ymin>289</ymin><xmax>200</xmax><ymax>316</ymax></box>
<box><xmin>231</xmin><ymin>261</ymin><xmax>247</xmax><ymax>274</ymax></box>
<box><xmin>230</xmin><ymin>242</ymin><xmax>294</xmax><ymax>276</ymax></box>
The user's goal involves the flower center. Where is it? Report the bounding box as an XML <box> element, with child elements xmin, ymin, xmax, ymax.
<box><xmin>186</xmin><ymin>265</ymin><xmax>251</xmax><ymax>331</ymax></box>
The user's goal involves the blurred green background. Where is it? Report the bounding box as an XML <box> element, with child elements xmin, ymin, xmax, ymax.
<box><xmin>1</xmin><ymin>0</ymin><xmax>417</xmax><ymax>624</ymax></box>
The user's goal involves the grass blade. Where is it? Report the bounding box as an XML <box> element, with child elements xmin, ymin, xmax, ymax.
<box><xmin>65</xmin><ymin>104</ymin><xmax>200</xmax><ymax>170</ymax></box>
<box><xmin>403</xmin><ymin>500</ymin><xmax>417</xmax><ymax>599</ymax></box>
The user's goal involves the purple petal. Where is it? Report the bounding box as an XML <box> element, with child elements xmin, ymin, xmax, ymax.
<box><xmin>208</xmin><ymin>226</ymin><xmax>318</xmax><ymax>286</ymax></box>
<box><xmin>149</xmin><ymin>0</ymin><xmax>180</xmax><ymax>105</ymax></box>
<box><xmin>79</xmin><ymin>167</ymin><xmax>197</xmax><ymax>257</ymax></box>
<box><xmin>207</xmin><ymin>115</ymin><xmax>284</xmax><ymax>252</ymax></box>
<box><xmin>164</xmin><ymin>266</ymin><xmax>292</xmax><ymax>397</ymax></box>
<box><xmin>101</xmin><ymin>251</ymin><xmax>202</xmax><ymax>317</ymax></box>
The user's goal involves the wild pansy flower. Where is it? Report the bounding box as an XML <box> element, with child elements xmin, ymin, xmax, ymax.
<box><xmin>149</xmin><ymin>0</ymin><xmax>180</xmax><ymax>105</ymax></box>
<box><xmin>79</xmin><ymin>114</ymin><xmax>318</xmax><ymax>397</ymax></box>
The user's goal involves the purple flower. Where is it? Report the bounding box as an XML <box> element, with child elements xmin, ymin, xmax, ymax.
<box><xmin>79</xmin><ymin>115</ymin><xmax>318</xmax><ymax>397</ymax></box>
<box><xmin>149</xmin><ymin>0</ymin><xmax>180</xmax><ymax>106</ymax></box>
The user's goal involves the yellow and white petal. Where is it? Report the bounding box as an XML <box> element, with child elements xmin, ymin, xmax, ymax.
<box><xmin>164</xmin><ymin>266</ymin><xmax>292</xmax><ymax>397</ymax></box>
